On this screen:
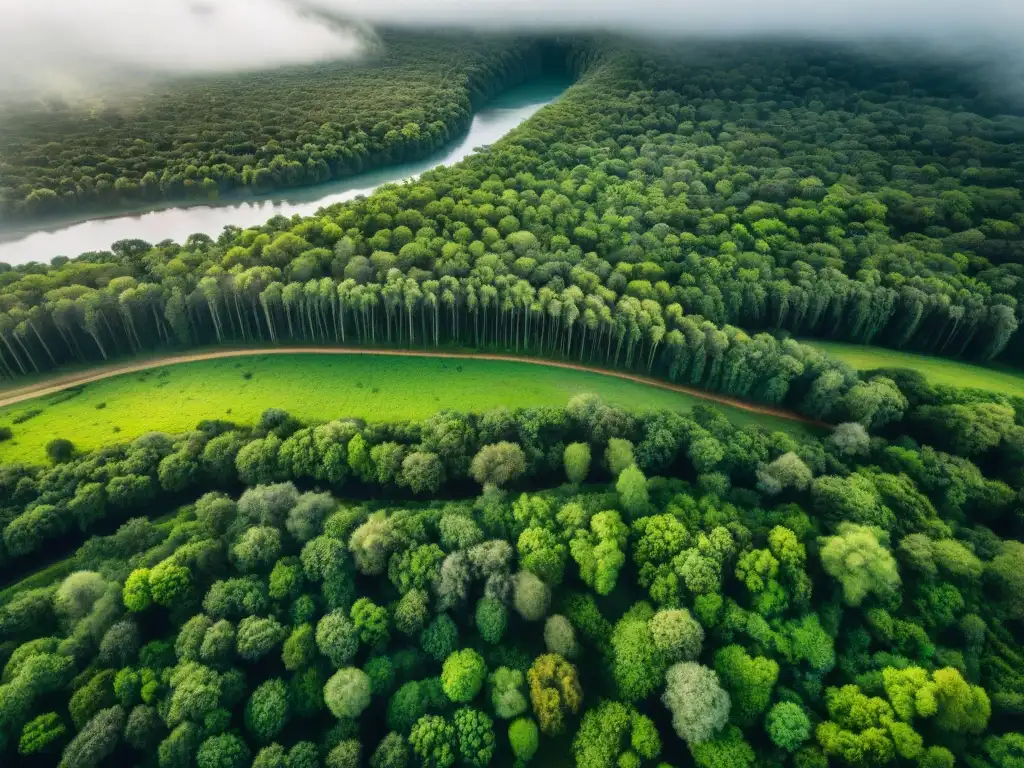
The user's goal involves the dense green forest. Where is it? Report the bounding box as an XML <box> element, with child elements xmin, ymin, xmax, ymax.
<box><xmin>1</xmin><ymin>30</ymin><xmax>1024</xmax><ymax>768</ymax></box>
<box><xmin>0</xmin><ymin>396</ymin><xmax>1022</xmax><ymax>767</ymax></box>
<box><xmin>3</xmin><ymin>39</ymin><xmax>1024</xmax><ymax>398</ymax></box>
<box><xmin>0</xmin><ymin>31</ymin><xmax>542</xmax><ymax>220</ymax></box>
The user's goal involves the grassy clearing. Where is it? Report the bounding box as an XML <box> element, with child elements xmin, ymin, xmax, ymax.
<box><xmin>808</xmin><ymin>341</ymin><xmax>1024</xmax><ymax>398</ymax></box>
<box><xmin>0</xmin><ymin>353</ymin><xmax>812</xmax><ymax>464</ymax></box>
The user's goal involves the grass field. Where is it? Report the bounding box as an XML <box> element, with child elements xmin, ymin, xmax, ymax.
<box><xmin>0</xmin><ymin>353</ymin><xmax>811</xmax><ymax>464</ymax></box>
<box><xmin>808</xmin><ymin>341</ymin><xmax>1024</xmax><ymax>398</ymax></box>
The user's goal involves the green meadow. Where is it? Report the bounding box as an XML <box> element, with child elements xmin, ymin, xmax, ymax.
<box><xmin>809</xmin><ymin>341</ymin><xmax>1024</xmax><ymax>398</ymax></box>
<box><xmin>0</xmin><ymin>354</ymin><xmax>811</xmax><ymax>464</ymax></box>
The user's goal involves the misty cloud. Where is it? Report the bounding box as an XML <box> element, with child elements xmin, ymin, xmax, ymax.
<box><xmin>310</xmin><ymin>0</ymin><xmax>1024</xmax><ymax>45</ymax></box>
<box><xmin>0</xmin><ymin>0</ymin><xmax>367</xmax><ymax>96</ymax></box>
<box><xmin>2</xmin><ymin>0</ymin><xmax>1023</xmax><ymax>97</ymax></box>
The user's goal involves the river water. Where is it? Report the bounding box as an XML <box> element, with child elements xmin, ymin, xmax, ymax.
<box><xmin>0</xmin><ymin>78</ymin><xmax>570</xmax><ymax>266</ymax></box>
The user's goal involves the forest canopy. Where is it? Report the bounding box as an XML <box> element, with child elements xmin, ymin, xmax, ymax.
<box><xmin>0</xmin><ymin>397</ymin><xmax>1021</xmax><ymax>767</ymax></box>
<box><xmin>0</xmin><ymin>28</ymin><xmax>1024</xmax><ymax>768</ymax></box>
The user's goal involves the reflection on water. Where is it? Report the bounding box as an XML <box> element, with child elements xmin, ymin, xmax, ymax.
<box><xmin>0</xmin><ymin>79</ymin><xmax>570</xmax><ymax>266</ymax></box>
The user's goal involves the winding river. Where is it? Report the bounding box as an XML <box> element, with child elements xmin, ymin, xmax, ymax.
<box><xmin>0</xmin><ymin>78</ymin><xmax>570</xmax><ymax>266</ymax></box>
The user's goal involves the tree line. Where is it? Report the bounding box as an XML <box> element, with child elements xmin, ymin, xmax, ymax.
<box><xmin>0</xmin><ymin>396</ymin><xmax>1021</xmax><ymax>767</ymax></box>
<box><xmin>2</xmin><ymin>38</ymin><xmax>1024</xmax><ymax>406</ymax></box>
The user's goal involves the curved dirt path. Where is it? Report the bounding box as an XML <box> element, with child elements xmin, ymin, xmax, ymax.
<box><xmin>0</xmin><ymin>347</ymin><xmax>827</xmax><ymax>428</ymax></box>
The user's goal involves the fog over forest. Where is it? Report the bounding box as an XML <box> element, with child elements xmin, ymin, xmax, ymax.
<box><xmin>2</xmin><ymin>0</ymin><xmax>1024</xmax><ymax>95</ymax></box>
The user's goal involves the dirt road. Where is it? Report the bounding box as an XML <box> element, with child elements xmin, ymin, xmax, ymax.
<box><xmin>0</xmin><ymin>347</ymin><xmax>828</xmax><ymax>428</ymax></box>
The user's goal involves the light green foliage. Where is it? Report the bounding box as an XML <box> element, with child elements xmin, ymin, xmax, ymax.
<box><xmin>471</xmin><ymin>442</ymin><xmax>527</xmax><ymax>487</ymax></box>
<box><xmin>713</xmin><ymin>645</ymin><xmax>779</xmax><ymax>726</ymax></box>
<box><xmin>439</xmin><ymin>509</ymin><xmax>484</xmax><ymax>550</ymax></box>
<box><xmin>563</xmin><ymin>443</ymin><xmax>592</xmax><ymax>484</ymax></box>
<box><xmin>756</xmin><ymin>452</ymin><xmax>813</xmax><ymax>495</ymax></box>
<box><xmin>690</xmin><ymin>725</ymin><xmax>755</xmax><ymax>768</ymax></box>
<box><xmin>830</xmin><ymin>422</ymin><xmax>871</xmax><ymax>456</ymax></box>
<box><xmin>401</xmin><ymin>451</ymin><xmax>444</xmax><ymax>494</ymax></box>
<box><xmin>843</xmin><ymin>377</ymin><xmax>907</xmax><ymax>430</ymax></box>
<box><xmin>812</xmin><ymin>474</ymin><xmax>893</xmax><ymax>531</ymax></box>
<box><xmin>543</xmin><ymin>615</ymin><xmax>578</xmax><ymax>658</ymax></box>
<box><xmin>316</xmin><ymin>611</ymin><xmax>359</xmax><ymax>667</ymax></box>
<box><xmin>570</xmin><ymin>510</ymin><xmax>627</xmax><ymax>595</ymax></box>
<box><xmin>572</xmin><ymin>701</ymin><xmax>662</xmax><ymax>768</ymax></box>
<box><xmin>766</xmin><ymin>702</ymin><xmax>811</xmax><ymax>752</ymax></box>
<box><xmin>348</xmin><ymin>513</ymin><xmax>396</xmax><ymax>576</ymax></box>
<box><xmin>816</xmin><ymin>684</ymin><xmax>900</xmax><ymax>765</ymax></box>
<box><xmin>54</xmin><ymin>571</ymin><xmax>106</xmax><ymax>621</ymax></box>
<box><xmin>394</xmin><ymin>588</ymin><xmax>431</xmax><ymax>636</ymax></box>
<box><xmin>324</xmin><ymin>668</ymin><xmax>372</xmax><ymax>719</ymax></box>
<box><xmin>326</xmin><ymin>739</ymin><xmax>361</xmax><ymax>768</ymax></box>
<box><xmin>616</xmin><ymin>465</ymin><xmax>649</xmax><ymax>517</ymax></box>
<box><xmin>441</xmin><ymin>649</ymin><xmax>487</xmax><ymax>703</ymax></box>
<box><xmin>649</xmin><ymin>609</ymin><xmax>704</xmax><ymax>662</ymax></box>
<box><xmin>268</xmin><ymin>559</ymin><xmax>304</xmax><ymax>602</ymax></box>
<box><xmin>489</xmin><ymin>667</ymin><xmax>528</xmax><ymax>720</ymax></box>
<box><xmin>611</xmin><ymin>603</ymin><xmax>667</xmax><ymax>702</ymax></box>
<box><xmin>508</xmin><ymin>718</ymin><xmax>539</xmax><ymax>763</ymax></box>
<box><xmin>250</xmin><ymin>745</ymin><xmax>286</xmax><ymax>768</ymax></box>
<box><xmin>512</xmin><ymin>570</ymin><xmax>550</xmax><ymax>621</ymax></box>
<box><xmin>236</xmin><ymin>616</ymin><xmax>287</xmax><ymax>662</ymax></box>
<box><xmin>517</xmin><ymin>526</ymin><xmax>567</xmax><ymax>585</ymax></box>
<box><xmin>149</xmin><ymin>561</ymin><xmax>192</xmax><ymax>607</ymax></box>
<box><xmin>122</xmin><ymin>569</ymin><xmax>153</xmax><ymax>612</ymax></box>
<box><xmin>232</xmin><ymin>526</ymin><xmax>282</xmax><ymax>573</ymax></box>
<box><xmin>389</xmin><ymin>544</ymin><xmax>444</xmax><ymax>594</ymax></box>
<box><xmin>631</xmin><ymin>513</ymin><xmax>689</xmax><ymax>596</ymax></box>
<box><xmin>605</xmin><ymin>438</ymin><xmax>635</xmax><ymax>478</ymax></box>
<box><xmin>18</xmin><ymin>712</ymin><xmax>66</xmax><ymax>756</ymax></box>
<box><xmin>662</xmin><ymin>662</ymin><xmax>730</xmax><ymax>745</ymax></box>
<box><xmin>197</xmin><ymin>733</ymin><xmax>250</xmax><ymax>768</ymax></box>
<box><xmin>409</xmin><ymin>714</ymin><xmax>456</xmax><ymax>768</ymax></box>
<box><xmin>351</xmin><ymin>597</ymin><xmax>390</xmax><ymax>647</ymax></box>
<box><xmin>819</xmin><ymin>523</ymin><xmax>900</xmax><ymax>606</ymax></box>
<box><xmin>286</xmin><ymin>492</ymin><xmax>337</xmax><ymax>543</ymax></box>
<box><xmin>882</xmin><ymin>666</ymin><xmax>990</xmax><ymax>735</ymax></box>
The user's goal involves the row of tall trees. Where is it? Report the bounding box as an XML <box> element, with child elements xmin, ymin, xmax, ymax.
<box><xmin>0</xmin><ymin>265</ymin><xmax>868</xmax><ymax>415</ymax></box>
<box><xmin>4</xmin><ymin>38</ymin><xmax>1024</xmax><ymax>379</ymax></box>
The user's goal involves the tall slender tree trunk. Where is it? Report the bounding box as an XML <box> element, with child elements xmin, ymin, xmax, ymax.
<box><xmin>1</xmin><ymin>335</ymin><xmax>27</xmax><ymax>374</ymax></box>
<box><xmin>28</xmin><ymin>321</ymin><xmax>58</xmax><ymax>366</ymax></box>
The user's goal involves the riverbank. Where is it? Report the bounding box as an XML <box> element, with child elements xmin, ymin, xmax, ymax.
<box><xmin>0</xmin><ymin>78</ymin><xmax>571</xmax><ymax>265</ymax></box>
